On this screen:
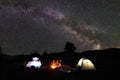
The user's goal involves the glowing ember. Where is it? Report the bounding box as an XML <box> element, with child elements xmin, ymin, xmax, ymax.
<box><xmin>50</xmin><ymin>60</ymin><xmax>62</xmax><ymax>69</ymax></box>
<box><xmin>51</xmin><ymin>65</ymin><xmax>56</xmax><ymax>69</ymax></box>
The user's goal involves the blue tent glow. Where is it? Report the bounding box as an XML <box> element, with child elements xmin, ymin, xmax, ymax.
<box><xmin>26</xmin><ymin>57</ymin><xmax>42</xmax><ymax>69</ymax></box>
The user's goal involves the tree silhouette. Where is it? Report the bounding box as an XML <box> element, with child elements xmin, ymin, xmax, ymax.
<box><xmin>64</xmin><ymin>42</ymin><xmax>76</xmax><ymax>53</ymax></box>
<box><xmin>31</xmin><ymin>51</ymin><xmax>40</xmax><ymax>57</ymax></box>
<box><xmin>42</xmin><ymin>50</ymin><xmax>48</xmax><ymax>56</ymax></box>
<box><xmin>0</xmin><ymin>46</ymin><xmax>3</xmax><ymax>54</ymax></box>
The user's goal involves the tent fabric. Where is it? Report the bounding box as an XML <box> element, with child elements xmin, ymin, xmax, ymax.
<box><xmin>77</xmin><ymin>57</ymin><xmax>96</xmax><ymax>70</ymax></box>
<box><xmin>26</xmin><ymin>57</ymin><xmax>42</xmax><ymax>68</ymax></box>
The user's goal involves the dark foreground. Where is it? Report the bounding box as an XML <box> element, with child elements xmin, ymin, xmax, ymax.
<box><xmin>1</xmin><ymin>66</ymin><xmax>119</xmax><ymax>80</ymax></box>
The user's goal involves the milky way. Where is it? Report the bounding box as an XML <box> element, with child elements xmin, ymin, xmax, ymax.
<box><xmin>0</xmin><ymin>0</ymin><xmax>120</xmax><ymax>55</ymax></box>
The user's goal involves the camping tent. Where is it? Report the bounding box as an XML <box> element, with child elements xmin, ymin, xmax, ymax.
<box><xmin>77</xmin><ymin>57</ymin><xmax>96</xmax><ymax>70</ymax></box>
<box><xmin>26</xmin><ymin>57</ymin><xmax>42</xmax><ymax>68</ymax></box>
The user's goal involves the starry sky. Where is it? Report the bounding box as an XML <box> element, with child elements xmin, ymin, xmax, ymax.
<box><xmin>0</xmin><ymin>0</ymin><xmax>120</xmax><ymax>55</ymax></box>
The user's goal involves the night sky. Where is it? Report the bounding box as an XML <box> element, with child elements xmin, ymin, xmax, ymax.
<box><xmin>0</xmin><ymin>0</ymin><xmax>120</xmax><ymax>55</ymax></box>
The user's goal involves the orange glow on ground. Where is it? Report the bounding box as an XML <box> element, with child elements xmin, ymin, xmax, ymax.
<box><xmin>50</xmin><ymin>60</ymin><xmax>62</xmax><ymax>69</ymax></box>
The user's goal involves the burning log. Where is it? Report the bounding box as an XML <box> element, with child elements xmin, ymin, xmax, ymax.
<box><xmin>50</xmin><ymin>60</ymin><xmax>62</xmax><ymax>69</ymax></box>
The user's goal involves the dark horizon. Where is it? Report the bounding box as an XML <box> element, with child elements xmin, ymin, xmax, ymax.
<box><xmin>0</xmin><ymin>42</ymin><xmax>120</xmax><ymax>56</ymax></box>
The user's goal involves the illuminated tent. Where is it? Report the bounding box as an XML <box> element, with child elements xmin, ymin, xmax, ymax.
<box><xmin>77</xmin><ymin>57</ymin><xmax>96</xmax><ymax>70</ymax></box>
<box><xmin>26</xmin><ymin>57</ymin><xmax>42</xmax><ymax>69</ymax></box>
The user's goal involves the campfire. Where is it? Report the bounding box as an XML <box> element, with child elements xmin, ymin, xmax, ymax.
<box><xmin>50</xmin><ymin>60</ymin><xmax>62</xmax><ymax>69</ymax></box>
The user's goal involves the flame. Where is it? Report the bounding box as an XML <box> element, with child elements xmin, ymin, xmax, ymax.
<box><xmin>50</xmin><ymin>60</ymin><xmax>62</xmax><ymax>69</ymax></box>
